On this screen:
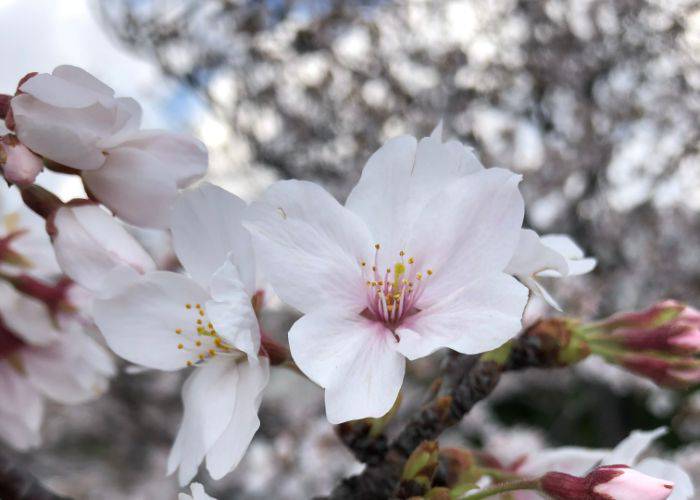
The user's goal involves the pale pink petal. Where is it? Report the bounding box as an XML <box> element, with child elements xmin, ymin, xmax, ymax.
<box><xmin>637</xmin><ymin>458</ymin><xmax>694</xmax><ymax>500</ymax></box>
<box><xmin>167</xmin><ymin>359</ymin><xmax>240</xmax><ymax>486</ymax></box>
<box><xmin>82</xmin><ymin>131</ymin><xmax>207</xmax><ymax>228</ymax></box>
<box><xmin>602</xmin><ymin>427</ymin><xmax>667</xmax><ymax>466</ymax></box>
<box><xmin>205</xmin><ymin>259</ymin><xmax>260</xmax><ymax>361</ymax></box>
<box><xmin>92</xmin><ymin>271</ymin><xmax>210</xmax><ymax>370</ymax></box>
<box><xmin>593</xmin><ymin>467</ymin><xmax>674</xmax><ymax>500</ymax></box>
<box><xmin>408</xmin><ymin>168</ymin><xmax>524</xmax><ymax>307</ymax></box>
<box><xmin>179</xmin><ymin>483</ymin><xmax>217</xmax><ymax>500</ymax></box>
<box><xmin>396</xmin><ymin>273</ymin><xmax>527</xmax><ymax>360</ymax></box>
<box><xmin>244</xmin><ymin>180</ymin><xmax>372</xmax><ymax>314</ymax></box>
<box><xmin>172</xmin><ymin>182</ymin><xmax>254</xmax><ymax>293</ymax></box>
<box><xmin>206</xmin><ymin>357</ymin><xmax>269</xmax><ymax>480</ymax></box>
<box><xmin>538</xmin><ymin>234</ymin><xmax>597</xmax><ymax>277</ymax></box>
<box><xmin>288</xmin><ymin>308</ymin><xmax>405</xmax><ymax>423</ymax></box>
<box><xmin>517</xmin><ymin>447</ymin><xmax>608</xmax><ymax>476</ymax></box>
<box><xmin>51</xmin><ymin>204</ymin><xmax>156</xmax><ymax>292</ymax></box>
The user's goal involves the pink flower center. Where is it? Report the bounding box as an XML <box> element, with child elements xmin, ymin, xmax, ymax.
<box><xmin>360</xmin><ymin>244</ymin><xmax>432</xmax><ymax>326</ymax></box>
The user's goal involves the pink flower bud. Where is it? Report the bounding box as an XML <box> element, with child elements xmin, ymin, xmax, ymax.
<box><xmin>542</xmin><ymin>465</ymin><xmax>673</xmax><ymax>500</ymax></box>
<box><xmin>620</xmin><ymin>354</ymin><xmax>700</xmax><ymax>389</ymax></box>
<box><xmin>0</xmin><ymin>135</ymin><xmax>43</xmax><ymax>186</ymax></box>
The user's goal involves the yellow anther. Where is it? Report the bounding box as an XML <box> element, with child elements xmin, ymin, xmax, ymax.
<box><xmin>196</xmin><ymin>319</ymin><xmax>203</xmax><ymax>325</ymax></box>
<box><xmin>207</xmin><ymin>322</ymin><xmax>213</xmax><ymax>329</ymax></box>
<box><xmin>374</xmin><ymin>243</ymin><xmax>381</xmax><ymax>250</ymax></box>
<box><xmin>377</xmin><ymin>281</ymin><xmax>384</xmax><ymax>286</ymax></box>
<box><xmin>215</xmin><ymin>338</ymin><xmax>223</xmax><ymax>347</ymax></box>
<box><xmin>372</xmin><ymin>266</ymin><xmax>377</xmax><ymax>272</ymax></box>
<box><xmin>209</xmin><ymin>349</ymin><xmax>216</xmax><ymax>356</ymax></box>
<box><xmin>408</xmin><ymin>257</ymin><xmax>415</xmax><ymax>264</ymax></box>
<box><xmin>427</xmin><ymin>269</ymin><xmax>433</xmax><ymax>276</ymax></box>
<box><xmin>198</xmin><ymin>354</ymin><xmax>205</xmax><ymax>361</ymax></box>
<box><xmin>371</xmin><ymin>281</ymin><xmax>377</xmax><ymax>286</ymax></box>
<box><xmin>175</xmin><ymin>328</ymin><xmax>182</xmax><ymax>334</ymax></box>
<box><xmin>195</xmin><ymin>340</ymin><xmax>202</xmax><ymax>347</ymax></box>
<box><xmin>187</xmin><ymin>361</ymin><xmax>193</xmax><ymax>367</ymax></box>
<box><xmin>416</xmin><ymin>273</ymin><xmax>423</xmax><ymax>280</ymax></box>
<box><xmin>177</xmin><ymin>343</ymin><xmax>184</xmax><ymax>349</ymax></box>
<box><xmin>361</xmin><ymin>261</ymin><xmax>366</xmax><ymax>267</ymax></box>
<box><xmin>195</xmin><ymin>303</ymin><xmax>201</xmax><ymax>309</ymax></box>
<box><xmin>386</xmin><ymin>268</ymin><xmax>391</xmax><ymax>274</ymax></box>
<box><xmin>198</xmin><ymin>310</ymin><xmax>205</xmax><ymax>317</ymax></box>
<box><xmin>185</xmin><ymin>303</ymin><xmax>192</xmax><ymax>309</ymax></box>
<box><xmin>399</xmin><ymin>250</ymin><xmax>405</xmax><ymax>256</ymax></box>
<box><xmin>402</xmin><ymin>278</ymin><xmax>409</xmax><ymax>285</ymax></box>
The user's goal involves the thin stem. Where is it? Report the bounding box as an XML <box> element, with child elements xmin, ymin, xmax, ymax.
<box><xmin>458</xmin><ymin>478</ymin><xmax>541</xmax><ymax>499</ymax></box>
<box><xmin>474</xmin><ymin>466</ymin><xmax>523</xmax><ymax>482</ymax></box>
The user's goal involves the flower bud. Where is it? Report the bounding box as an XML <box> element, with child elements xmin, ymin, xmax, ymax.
<box><xmin>0</xmin><ymin>135</ymin><xmax>43</xmax><ymax>186</ymax></box>
<box><xmin>620</xmin><ymin>354</ymin><xmax>700</xmax><ymax>389</ymax></box>
<box><xmin>603</xmin><ymin>301</ymin><xmax>700</xmax><ymax>355</ymax></box>
<box><xmin>541</xmin><ymin>465</ymin><xmax>673</xmax><ymax>500</ymax></box>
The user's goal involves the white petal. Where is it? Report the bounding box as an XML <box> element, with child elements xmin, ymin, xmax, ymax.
<box><xmin>46</xmin><ymin>65</ymin><xmax>114</xmax><ymax>101</ymax></box>
<box><xmin>21</xmin><ymin>328</ymin><xmax>114</xmax><ymax>404</ymax></box>
<box><xmin>51</xmin><ymin>204</ymin><xmax>156</xmax><ymax>292</ymax></box>
<box><xmin>602</xmin><ymin>427</ymin><xmax>668</xmax><ymax>466</ymax></box>
<box><xmin>206</xmin><ymin>259</ymin><xmax>260</xmax><ymax>361</ymax></box>
<box><xmin>0</xmin><ymin>361</ymin><xmax>43</xmax><ymax>426</ymax></box>
<box><xmin>12</xmin><ymin>94</ymin><xmax>109</xmax><ymax>169</ymax></box>
<box><xmin>179</xmin><ymin>483</ymin><xmax>217</xmax><ymax>500</ymax></box>
<box><xmin>167</xmin><ymin>359</ymin><xmax>240</xmax><ymax>486</ymax></box>
<box><xmin>505</xmin><ymin>229</ymin><xmax>569</xmax><ymax>278</ymax></box>
<box><xmin>517</xmin><ymin>447</ymin><xmax>608</xmax><ymax>476</ymax></box>
<box><xmin>0</xmin><ymin>410</ymin><xmax>42</xmax><ymax>450</ymax></box>
<box><xmin>83</xmin><ymin>131</ymin><xmax>207</xmax><ymax>228</ymax></box>
<box><xmin>396</xmin><ymin>273</ymin><xmax>527</xmax><ymax>360</ymax></box>
<box><xmin>345</xmin><ymin>134</ymin><xmax>482</xmax><ymax>265</ymax></box>
<box><xmin>244</xmin><ymin>180</ymin><xmax>372</xmax><ymax>314</ymax></box>
<box><xmin>288</xmin><ymin>308</ymin><xmax>405</xmax><ymax>423</ymax></box>
<box><xmin>172</xmin><ymin>182</ymin><xmax>255</xmax><ymax>293</ymax></box>
<box><xmin>0</xmin><ymin>285</ymin><xmax>61</xmax><ymax>345</ymax></box>
<box><xmin>539</xmin><ymin>234</ymin><xmax>597</xmax><ymax>276</ymax></box>
<box><xmin>409</xmin><ymin>168</ymin><xmax>524</xmax><ymax>306</ymax></box>
<box><xmin>19</xmin><ymin>71</ymin><xmax>110</xmax><ymax>108</ymax></box>
<box><xmin>206</xmin><ymin>357</ymin><xmax>269</xmax><ymax>480</ymax></box>
<box><xmin>92</xmin><ymin>271</ymin><xmax>210</xmax><ymax>370</ymax></box>
<box><xmin>637</xmin><ymin>458</ymin><xmax>695</xmax><ymax>500</ymax></box>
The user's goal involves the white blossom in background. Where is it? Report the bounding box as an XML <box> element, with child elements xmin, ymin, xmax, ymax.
<box><xmin>505</xmin><ymin>228</ymin><xmax>597</xmax><ymax>310</ymax></box>
<box><xmin>179</xmin><ymin>483</ymin><xmax>216</xmax><ymax>500</ymax></box>
<box><xmin>515</xmin><ymin>428</ymin><xmax>694</xmax><ymax>500</ymax></box>
<box><xmin>93</xmin><ymin>183</ymin><xmax>269</xmax><ymax>485</ymax></box>
<box><xmin>245</xmin><ymin>127</ymin><xmax>529</xmax><ymax>423</ymax></box>
<box><xmin>0</xmin><ymin>282</ymin><xmax>114</xmax><ymax>449</ymax></box>
<box><xmin>10</xmin><ymin>65</ymin><xmax>208</xmax><ymax>228</ymax></box>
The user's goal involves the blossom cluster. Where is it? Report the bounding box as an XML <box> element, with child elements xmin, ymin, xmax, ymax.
<box><xmin>0</xmin><ymin>66</ymin><xmax>695</xmax><ymax>499</ymax></box>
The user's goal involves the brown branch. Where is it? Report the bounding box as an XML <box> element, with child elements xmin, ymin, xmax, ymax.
<box><xmin>326</xmin><ymin>321</ymin><xmax>573</xmax><ymax>499</ymax></box>
<box><xmin>0</xmin><ymin>452</ymin><xmax>71</xmax><ymax>500</ymax></box>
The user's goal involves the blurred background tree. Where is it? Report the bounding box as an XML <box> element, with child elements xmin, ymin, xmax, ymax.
<box><xmin>6</xmin><ymin>1</ymin><xmax>700</xmax><ymax>498</ymax></box>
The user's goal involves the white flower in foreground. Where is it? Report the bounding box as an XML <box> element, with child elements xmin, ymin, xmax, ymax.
<box><xmin>10</xmin><ymin>65</ymin><xmax>207</xmax><ymax>227</ymax></box>
<box><xmin>244</xmin><ymin>128</ymin><xmax>529</xmax><ymax>423</ymax></box>
<box><xmin>0</xmin><ymin>283</ymin><xmax>114</xmax><ymax>450</ymax></box>
<box><xmin>93</xmin><ymin>183</ymin><xmax>268</xmax><ymax>485</ymax></box>
<box><xmin>179</xmin><ymin>483</ymin><xmax>216</xmax><ymax>500</ymax></box>
<box><xmin>505</xmin><ymin>228</ymin><xmax>597</xmax><ymax>310</ymax></box>
<box><xmin>516</xmin><ymin>427</ymin><xmax>694</xmax><ymax>500</ymax></box>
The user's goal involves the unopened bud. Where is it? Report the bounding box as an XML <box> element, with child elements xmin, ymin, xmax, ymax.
<box><xmin>602</xmin><ymin>301</ymin><xmax>700</xmax><ymax>355</ymax></box>
<box><xmin>541</xmin><ymin>465</ymin><xmax>673</xmax><ymax>500</ymax></box>
<box><xmin>439</xmin><ymin>447</ymin><xmax>475</xmax><ymax>487</ymax></box>
<box><xmin>0</xmin><ymin>135</ymin><xmax>43</xmax><ymax>186</ymax></box>
<box><xmin>621</xmin><ymin>354</ymin><xmax>700</xmax><ymax>389</ymax></box>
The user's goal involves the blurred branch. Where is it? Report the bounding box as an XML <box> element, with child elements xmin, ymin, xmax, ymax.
<box><xmin>0</xmin><ymin>452</ymin><xmax>70</xmax><ymax>500</ymax></box>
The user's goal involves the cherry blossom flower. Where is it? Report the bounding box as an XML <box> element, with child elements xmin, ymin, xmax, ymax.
<box><xmin>179</xmin><ymin>483</ymin><xmax>216</xmax><ymax>500</ymax></box>
<box><xmin>9</xmin><ymin>65</ymin><xmax>207</xmax><ymax>228</ymax></box>
<box><xmin>92</xmin><ymin>183</ymin><xmax>268</xmax><ymax>485</ymax></box>
<box><xmin>505</xmin><ymin>228</ymin><xmax>597</xmax><ymax>310</ymax></box>
<box><xmin>244</xmin><ymin>129</ymin><xmax>529</xmax><ymax>423</ymax></box>
<box><xmin>516</xmin><ymin>428</ymin><xmax>694</xmax><ymax>500</ymax></box>
<box><xmin>0</xmin><ymin>282</ymin><xmax>114</xmax><ymax>450</ymax></box>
